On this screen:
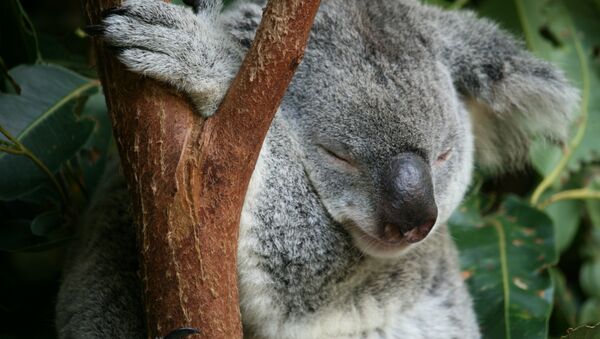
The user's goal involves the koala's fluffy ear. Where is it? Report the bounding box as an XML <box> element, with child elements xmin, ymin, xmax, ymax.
<box><xmin>429</xmin><ymin>8</ymin><xmax>579</xmax><ymax>173</ymax></box>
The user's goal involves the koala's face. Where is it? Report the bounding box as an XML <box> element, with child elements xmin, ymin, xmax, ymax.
<box><xmin>284</xmin><ymin>3</ymin><xmax>476</xmax><ymax>258</ymax></box>
<box><xmin>288</xmin><ymin>54</ymin><xmax>473</xmax><ymax>258</ymax></box>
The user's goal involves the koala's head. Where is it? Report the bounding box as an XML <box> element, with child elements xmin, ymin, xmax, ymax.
<box><xmin>284</xmin><ymin>0</ymin><xmax>578</xmax><ymax>258</ymax></box>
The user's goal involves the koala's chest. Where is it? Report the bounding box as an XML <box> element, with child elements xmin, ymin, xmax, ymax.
<box><xmin>234</xmin><ymin>126</ymin><xmax>479</xmax><ymax>338</ymax></box>
<box><xmin>237</xmin><ymin>248</ymin><xmax>478</xmax><ymax>339</ymax></box>
<box><xmin>236</xmin><ymin>210</ymin><xmax>479</xmax><ymax>339</ymax></box>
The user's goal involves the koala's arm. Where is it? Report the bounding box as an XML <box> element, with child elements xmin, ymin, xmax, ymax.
<box><xmin>97</xmin><ymin>0</ymin><xmax>264</xmax><ymax>117</ymax></box>
<box><xmin>55</xmin><ymin>161</ymin><xmax>145</xmax><ymax>338</ymax></box>
<box><xmin>421</xmin><ymin>5</ymin><xmax>579</xmax><ymax>171</ymax></box>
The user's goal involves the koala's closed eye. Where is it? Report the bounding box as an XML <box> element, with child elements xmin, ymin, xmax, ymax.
<box><xmin>435</xmin><ymin>148</ymin><xmax>453</xmax><ymax>165</ymax></box>
<box><xmin>318</xmin><ymin>144</ymin><xmax>358</xmax><ymax>171</ymax></box>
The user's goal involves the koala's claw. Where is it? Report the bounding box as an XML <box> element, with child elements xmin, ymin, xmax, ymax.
<box><xmin>182</xmin><ymin>0</ymin><xmax>207</xmax><ymax>13</ymax></box>
<box><xmin>84</xmin><ymin>24</ymin><xmax>105</xmax><ymax>36</ymax></box>
<box><xmin>101</xmin><ymin>7</ymin><xmax>128</xmax><ymax>19</ymax></box>
<box><xmin>160</xmin><ymin>327</ymin><xmax>201</xmax><ymax>339</ymax></box>
<box><xmin>106</xmin><ymin>45</ymin><xmax>126</xmax><ymax>56</ymax></box>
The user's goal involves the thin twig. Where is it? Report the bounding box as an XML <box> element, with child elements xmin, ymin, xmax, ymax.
<box><xmin>531</xmin><ymin>21</ymin><xmax>589</xmax><ymax>206</ymax></box>
<box><xmin>539</xmin><ymin>188</ymin><xmax>600</xmax><ymax>209</ymax></box>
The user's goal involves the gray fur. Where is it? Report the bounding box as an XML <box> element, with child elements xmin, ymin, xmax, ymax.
<box><xmin>56</xmin><ymin>0</ymin><xmax>577</xmax><ymax>338</ymax></box>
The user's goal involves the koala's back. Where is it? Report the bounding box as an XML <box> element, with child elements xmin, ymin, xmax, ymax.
<box><xmin>55</xmin><ymin>160</ymin><xmax>146</xmax><ymax>338</ymax></box>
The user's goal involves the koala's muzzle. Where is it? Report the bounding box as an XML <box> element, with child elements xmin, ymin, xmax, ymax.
<box><xmin>382</xmin><ymin>153</ymin><xmax>438</xmax><ymax>244</ymax></box>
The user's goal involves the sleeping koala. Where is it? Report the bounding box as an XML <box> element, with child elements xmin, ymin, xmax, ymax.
<box><xmin>56</xmin><ymin>0</ymin><xmax>577</xmax><ymax>338</ymax></box>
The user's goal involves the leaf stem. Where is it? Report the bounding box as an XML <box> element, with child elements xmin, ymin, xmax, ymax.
<box><xmin>491</xmin><ymin>219</ymin><xmax>511</xmax><ymax>339</ymax></box>
<box><xmin>538</xmin><ymin>188</ymin><xmax>600</xmax><ymax>209</ymax></box>
<box><xmin>0</xmin><ymin>139</ymin><xmax>14</xmax><ymax>146</ymax></box>
<box><xmin>0</xmin><ymin>145</ymin><xmax>24</xmax><ymax>155</ymax></box>
<box><xmin>531</xmin><ymin>22</ymin><xmax>590</xmax><ymax>206</ymax></box>
<box><xmin>514</xmin><ymin>0</ymin><xmax>534</xmax><ymax>49</ymax></box>
<box><xmin>0</xmin><ymin>125</ymin><xmax>68</xmax><ymax>204</ymax></box>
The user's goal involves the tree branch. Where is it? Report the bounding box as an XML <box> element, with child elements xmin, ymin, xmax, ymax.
<box><xmin>84</xmin><ymin>0</ymin><xmax>320</xmax><ymax>338</ymax></box>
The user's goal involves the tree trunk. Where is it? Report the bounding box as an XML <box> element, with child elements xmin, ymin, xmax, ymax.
<box><xmin>83</xmin><ymin>0</ymin><xmax>320</xmax><ymax>338</ymax></box>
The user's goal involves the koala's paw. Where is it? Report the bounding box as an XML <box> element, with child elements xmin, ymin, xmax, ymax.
<box><xmin>90</xmin><ymin>0</ymin><xmax>243</xmax><ymax>117</ymax></box>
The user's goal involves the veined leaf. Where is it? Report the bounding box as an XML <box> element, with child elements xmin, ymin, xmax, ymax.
<box><xmin>0</xmin><ymin>64</ymin><xmax>98</xmax><ymax>200</ymax></box>
<box><xmin>449</xmin><ymin>195</ymin><xmax>556</xmax><ymax>339</ymax></box>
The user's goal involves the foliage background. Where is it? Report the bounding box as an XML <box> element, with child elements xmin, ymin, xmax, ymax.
<box><xmin>0</xmin><ymin>0</ymin><xmax>599</xmax><ymax>338</ymax></box>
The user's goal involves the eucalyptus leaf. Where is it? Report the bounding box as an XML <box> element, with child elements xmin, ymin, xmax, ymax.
<box><xmin>545</xmin><ymin>199</ymin><xmax>582</xmax><ymax>253</ymax></box>
<box><xmin>0</xmin><ymin>64</ymin><xmax>98</xmax><ymax>200</ymax></box>
<box><xmin>579</xmin><ymin>300</ymin><xmax>600</xmax><ymax>326</ymax></box>
<box><xmin>30</xmin><ymin>210</ymin><xmax>61</xmax><ymax>237</ymax></box>
<box><xmin>449</xmin><ymin>195</ymin><xmax>556</xmax><ymax>339</ymax></box>
<box><xmin>580</xmin><ymin>260</ymin><xmax>600</xmax><ymax>299</ymax></box>
<box><xmin>551</xmin><ymin>268</ymin><xmax>578</xmax><ymax>329</ymax></box>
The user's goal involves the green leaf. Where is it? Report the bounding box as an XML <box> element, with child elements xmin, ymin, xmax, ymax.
<box><xmin>545</xmin><ymin>198</ymin><xmax>582</xmax><ymax>253</ymax></box>
<box><xmin>551</xmin><ymin>268</ymin><xmax>579</xmax><ymax>329</ymax></box>
<box><xmin>562</xmin><ymin>322</ymin><xmax>600</xmax><ymax>339</ymax></box>
<box><xmin>0</xmin><ymin>0</ymin><xmax>40</xmax><ymax>67</ymax></box>
<box><xmin>538</xmin><ymin>172</ymin><xmax>586</xmax><ymax>253</ymax></box>
<box><xmin>581</xmin><ymin>259</ymin><xmax>600</xmax><ymax>299</ymax></box>
<box><xmin>30</xmin><ymin>210</ymin><xmax>61</xmax><ymax>237</ymax></box>
<box><xmin>579</xmin><ymin>300</ymin><xmax>600</xmax><ymax>326</ymax></box>
<box><xmin>449</xmin><ymin>195</ymin><xmax>556</xmax><ymax>339</ymax></box>
<box><xmin>580</xmin><ymin>229</ymin><xmax>600</xmax><ymax>260</ymax></box>
<box><xmin>0</xmin><ymin>64</ymin><xmax>98</xmax><ymax>200</ymax></box>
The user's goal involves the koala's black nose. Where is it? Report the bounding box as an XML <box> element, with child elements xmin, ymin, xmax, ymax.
<box><xmin>382</xmin><ymin>153</ymin><xmax>438</xmax><ymax>243</ymax></box>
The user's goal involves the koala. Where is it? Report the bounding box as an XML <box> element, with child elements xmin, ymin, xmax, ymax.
<box><xmin>56</xmin><ymin>0</ymin><xmax>578</xmax><ymax>338</ymax></box>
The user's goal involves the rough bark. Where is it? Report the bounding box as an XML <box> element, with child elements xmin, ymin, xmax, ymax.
<box><xmin>83</xmin><ymin>0</ymin><xmax>320</xmax><ymax>338</ymax></box>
